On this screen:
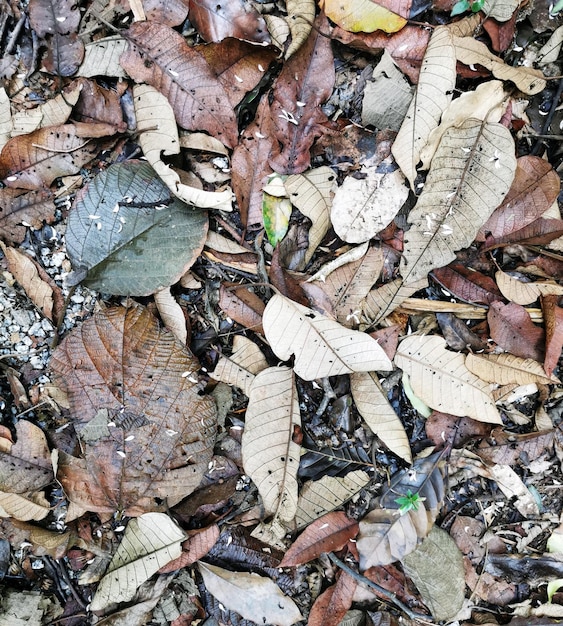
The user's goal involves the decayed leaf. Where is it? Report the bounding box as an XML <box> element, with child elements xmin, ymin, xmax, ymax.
<box><xmin>402</xmin><ymin>526</ymin><xmax>465</xmax><ymax>622</ymax></box>
<box><xmin>132</xmin><ymin>84</ymin><xmax>231</xmax><ymax>210</ymax></box>
<box><xmin>295</xmin><ymin>471</ymin><xmax>370</xmax><ymax>529</ymax></box>
<box><xmin>480</xmin><ymin>156</ymin><xmax>561</xmax><ymax>239</ymax></box>
<box><xmin>285</xmin><ymin>0</ymin><xmax>315</xmax><ymax>58</ymax></box>
<box><xmin>321</xmin><ymin>0</ymin><xmax>407</xmax><ymax>33</ymax></box>
<box><xmin>0</xmin><ymin>88</ymin><xmax>10</xmax><ymax>151</ymax></box>
<box><xmin>188</xmin><ymin>0</ymin><xmax>269</xmax><ymax>44</ymax></box>
<box><xmin>280</xmin><ymin>512</ymin><xmax>359</xmax><ymax>567</ymax></box>
<box><xmin>158</xmin><ymin>524</ymin><xmax>220</xmax><ymax>572</ymax></box>
<box><xmin>0</xmin><ymin>124</ymin><xmax>102</xmax><ymax>189</ymax></box>
<box><xmin>50</xmin><ymin>305</ymin><xmax>217</xmax><ymax>515</ymax></box>
<box><xmin>542</xmin><ymin>295</ymin><xmax>563</xmax><ymax>377</ymax></box>
<box><xmin>269</xmin><ymin>13</ymin><xmax>334</xmax><ymax>175</ymax></box>
<box><xmin>219</xmin><ymin>284</ymin><xmax>265</xmax><ymax>334</ymax></box>
<box><xmin>391</xmin><ymin>27</ymin><xmax>457</xmax><ymax>188</ymax></box>
<box><xmin>66</xmin><ymin>161</ymin><xmax>208</xmax><ymax>296</ymax></box>
<box><xmin>263</xmin><ymin>294</ymin><xmax>393</xmax><ymax>380</ymax></box>
<box><xmin>488</xmin><ymin>301</ymin><xmax>544</xmax><ymax>362</ymax></box>
<box><xmin>263</xmin><ymin>190</ymin><xmax>292</xmax><ymax>247</ymax></box>
<box><xmin>350</xmin><ymin>372</ymin><xmax>411</xmax><ymax>463</ymax></box>
<box><xmin>211</xmin><ymin>335</ymin><xmax>268</xmax><ymax>396</ymax></box>
<box><xmin>90</xmin><ymin>513</ymin><xmax>185</xmax><ymax>611</ymax></box>
<box><xmin>466</xmin><ymin>352</ymin><xmax>559</xmax><ymax>385</ymax></box>
<box><xmin>1</xmin><ymin>243</ymin><xmax>59</xmax><ymax>322</ymax></box>
<box><xmin>419</xmin><ymin>80</ymin><xmax>507</xmax><ymax>170</ymax></box>
<box><xmin>331</xmin><ymin>168</ymin><xmax>409</xmax><ymax>244</ymax></box>
<box><xmin>477</xmin><ymin>428</ymin><xmax>555</xmax><ymax>466</ymax></box>
<box><xmin>308</xmin><ymin>573</ymin><xmax>357</xmax><ymax>626</ymax></box>
<box><xmin>496</xmin><ymin>270</ymin><xmax>563</xmax><ymax>305</ymax></box>
<box><xmin>0</xmin><ymin>188</ymin><xmax>56</xmax><ymax>244</ymax></box>
<box><xmin>242</xmin><ymin>367</ymin><xmax>300</xmax><ymax>524</ymax></box>
<box><xmin>120</xmin><ymin>22</ymin><xmax>238</xmax><ymax>147</ymax></box>
<box><xmin>284</xmin><ymin>167</ymin><xmax>335</xmax><ymax>264</ymax></box>
<box><xmin>453</xmin><ymin>36</ymin><xmax>546</xmax><ymax>94</ymax></box>
<box><xmin>0</xmin><ymin>421</ymin><xmax>53</xmax><ymax>494</ymax></box>
<box><xmin>79</xmin><ymin>36</ymin><xmax>128</xmax><ymax>78</ymax></box>
<box><xmin>142</xmin><ymin>0</ymin><xmax>189</xmax><ymax>27</ymax></box>
<box><xmin>198</xmin><ymin>562</ymin><xmax>303</xmax><ymax>626</ymax></box>
<box><xmin>395</xmin><ymin>335</ymin><xmax>502</xmax><ymax>423</ymax></box>
<box><xmin>153</xmin><ymin>287</ymin><xmax>187</xmax><ymax>345</ymax></box>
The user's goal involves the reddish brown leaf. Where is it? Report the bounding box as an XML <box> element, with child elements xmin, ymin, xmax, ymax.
<box><xmin>268</xmin><ymin>13</ymin><xmax>335</xmax><ymax>175</ymax></box>
<box><xmin>72</xmin><ymin>78</ymin><xmax>128</xmax><ymax>132</ymax></box>
<box><xmin>425</xmin><ymin>411</ymin><xmax>492</xmax><ymax>448</ymax></box>
<box><xmin>308</xmin><ymin>572</ymin><xmax>357</xmax><ymax>626</ymax></box>
<box><xmin>120</xmin><ymin>22</ymin><xmax>238</xmax><ymax>147</ymax></box>
<box><xmin>141</xmin><ymin>0</ymin><xmax>189</xmax><ymax>26</ymax></box>
<box><xmin>488</xmin><ymin>301</ymin><xmax>545</xmax><ymax>362</ymax></box>
<box><xmin>218</xmin><ymin>283</ymin><xmax>265</xmax><ymax>334</ymax></box>
<box><xmin>477</xmin><ymin>427</ymin><xmax>555</xmax><ymax>466</ymax></box>
<box><xmin>189</xmin><ymin>0</ymin><xmax>270</xmax><ymax>44</ymax></box>
<box><xmin>0</xmin><ymin>124</ymin><xmax>102</xmax><ymax>190</ymax></box>
<box><xmin>50</xmin><ymin>304</ymin><xmax>217</xmax><ymax>516</ymax></box>
<box><xmin>198</xmin><ymin>39</ymin><xmax>277</xmax><ymax>108</ymax></box>
<box><xmin>43</xmin><ymin>32</ymin><xmax>84</xmax><ymax>76</ymax></box>
<box><xmin>432</xmin><ymin>262</ymin><xmax>503</xmax><ymax>305</ymax></box>
<box><xmin>279</xmin><ymin>511</ymin><xmax>359</xmax><ymax>567</ymax></box>
<box><xmin>333</xmin><ymin>25</ymin><xmax>430</xmax><ymax>83</ymax></box>
<box><xmin>359</xmin><ymin>564</ymin><xmax>421</xmax><ymax>608</ymax></box>
<box><xmin>483</xmin><ymin>13</ymin><xmax>518</xmax><ymax>52</ymax></box>
<box><xmin>159</xmin><ymin>524</ymin><xmax>220</xmax><ymax>572</ymax></box>
<box><xmin>483</xmin><ymin>218</ymin><xmax>563</xmax><ymax>250</ymax></box>
<box><xmin>542</xmin><ymin>294</ymin><xmax>563</xmax><ymax>376</ymax></box>
<box><xmin>479</xmin><ymin>156</ymin><xmax>561</xmax><ymax>240</ymax></box>
<box><xmin>369</xmin><ymin>325</ymin><xmax>400</xmax><ymax>361</ymax></box>
<box><xmin>0</xmin><ymin>188</ymin><xmax>55</xmax><ymax>244</ymax></box>
<box><xmin>231</xmin><ymin>96</ymin><xmax>276</xmax><ymax>228</ymax></box>
<box><xmin>269</xmin><ymin>246</ymin><xmax>309</xmax><ymax>306</ymax></box>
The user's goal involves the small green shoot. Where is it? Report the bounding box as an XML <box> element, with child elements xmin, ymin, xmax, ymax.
<box><xmin>395</xmin><ymin>490</ymin><xmax>426</xmax><ymax>515</ymax></box>
<box><xmin>551</xmin><ymin>0</ymin><xmax>563</xmax><ymax>16</ymax></box>
<box><xmin>451</xmin><ymin>0</ymin><xmax>485</xmax><ymax>16</ymax></box>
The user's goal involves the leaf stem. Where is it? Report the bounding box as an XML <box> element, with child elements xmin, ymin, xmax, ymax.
<box><xmin>327</xmin><ymin>551</ymin><xmax>434</xmax><ymax>623</ymax></box>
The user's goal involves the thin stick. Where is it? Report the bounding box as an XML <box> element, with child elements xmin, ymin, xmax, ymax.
<box><xmin>327</xmin><ymin>552</ymin><xmax>434</xmax><ymax>623</ymax></box>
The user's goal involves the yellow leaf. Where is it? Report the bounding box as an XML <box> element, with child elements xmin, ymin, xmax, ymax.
<box><xmin>321</xmin><ymin>0</ymin><xmax>406</xmax><ymax>34</ymax></box>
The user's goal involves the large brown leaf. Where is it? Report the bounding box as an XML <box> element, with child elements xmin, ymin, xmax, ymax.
<box><xmin>0</xmin><ymin>188</ymin><xmax>55</xmax><ymax>244</ymax></box>
<box><xmin>487</xmin><ymin>301</ymin><xmax>544</xmax><ymax>362</ymax></box>
<box><xmin>120</xmin><ymin>22</ymin><xmax>238</xmax><ymax>147</ymax></box>
<box><xmin>188</xmin><ymin>0</ymin><xmax>270</xmax><ymax>44</ymax></box>
<box><xmin>432</xmin><ymin>262</ymin><xmax>503</xmax><ymax>305</ymax></box>
<box><xmin>50</xmin><ymin>304</ymin><xmax>217</xmax><ymax>516</ymax></box>
<box><xmin>268</xmin><ymin>13</ymin><xmax>335</xmax><ymax>174</ymax></box>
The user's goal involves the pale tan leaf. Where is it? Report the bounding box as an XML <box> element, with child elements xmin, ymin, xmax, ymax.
<box><xmin>391</xmin><ymin>26</ymin><xmax>457</xmax><ymax>188</ymax></box>
<box><xmin>79</xmin><ymin>36</ymin><xmax>128</xmax><ymax>78</ymax></box>
<box><xmin>1</xmin><ymin>244</ymin><xmax>54</xmax><ymax>321</ymax></box>
<box><xmin>251</xmin><ymin>519</ymin><xmax>290</xmax><ymax>549</ymax></box>
<box><xmin>350</xmin><ymin>372</ymin><xmax>412</xmax><ymax>463</ymax></box>
<box><xmin>205</xmin><ymin>231</ymin><xmax>251</xmax><ymax>255</ymax></box>
<box><xmin>285</xmin><ymin>0</ymin><xmax>315</xmax><ymax>58</ymax></box>
<box><xmin>466</xmin><ymin>353</ymin><xmax>560</xmax><ymax>385</ymax></box>
<box><xmin>453</xmin><ymin>36</ymin><xmax>546</xmax><ymax>95</ymax></box>
<box><xmin>400</xmin><ymin>121</ymin><xmax>516</xmax><ymax>286</ymax></box>
<box><xmin>242</xmin><ymin>367</ymin><xmax>300</xmax><ymax>523</ymax></box>
<box><xmin>295</xmin><ymin>471</ymin><xmax>370</xmax><ymax>529</ymax></box>
<box><xmin>363</xmin><ymin>278</ymin><xmax>428</xmax><ymax>325</ymax></box>
<box><xmin>263</xmin><ymin>294</ymin><xmax>393</xmax><ymax>380</ymax></box>
<box><xmin>198</xmin><ymin>562</ymin><xmax>303</xmax><ymax>626</ymax></box>
<box><xmin>263</xmin><ymin>14</ymin><xmax>290</xmax><ymax>51</ymax></box>
<box><xmin>211</xmin><ymin>335</ymin><xmax>268</xmax><ymax>395</ymax></box>
<box><xmin>308</xmin><ymin>242</ymin><xmax>369</xmax><ymax>284</ymax></box>
<box><xmin>496</xmin><ymin>270</ymin><xmax>563</xmax><ymax>306</ymax></box>
<box><xmin>419</xmin><ymin>80</ymin><xmax>507</xmax><ymax>170</ymax></box>
<box><xmin>179</xmin><ymin>132</ymin><xmax>228</xmax><ymax>155</ymax></box>
<box><xmin>482</xmin><ymin>0</ymin><xmax>520</xmax><ymax>21</ymax></box>
<box><xmin>0</xmin><ymin>88</ymin><xmax>11</xmax><ymax>152</ymax></box>
<box><xmin>90</xmin><ymin>513</ymin><xmax>185</xmax><ymax>611</ymax></box>
<box><xmin>305</xmin><ymin>246</ymin><xmax>384</xmax><ymax>327</ymax></box>
<box><xmin>539</xmin><ymin>25</ymin><xmax>563</xmax><ymax>65</ymax></box>
<box><xmin>0</xmin><ymin>491</ymin><xmax>50</xmax><ymax>521</ymax></box>
<box><xmin>331</xmin><ymin>168</ymin><xmax>409</xmax><ymax>243</ymax></box>
<box><xmin>11</xmin><ymin>83</ymin><xmax>82</xmax><ymax>137</ymax></box>
<box><xmin>394</xmin><ymin>335</ymin><xmax>502</xmax><ymax>424</ymax></box>
<box><xmin>154</xmin><ymin>287</ymin><xmax>187</xmax><ymax>345</ymax></box>
<box><xmin>284</xmin><ymin>166</ymin><xmax>335</xmax><ymax>264</ymax></box>
<box><xmin>402</xmin><ymin>526</ymin><xmax>465</xmax><ymax>622</ymax></box>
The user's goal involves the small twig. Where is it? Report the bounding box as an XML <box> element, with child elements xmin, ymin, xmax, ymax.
<box><xmin>327</xmin><ymin>552</ymin><xmax>434</xmax><ymax>623</ymax></box>
<box><xmin>315</xmin><ymin>377</ymin><xmax>336</xmax><ymax>417</ymax></box>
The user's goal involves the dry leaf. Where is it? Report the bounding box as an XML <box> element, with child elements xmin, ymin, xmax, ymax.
<box><xmin>308</xmin><ymin>572</ymin><xmax>357</xmax><ymax>626</ymax></box>
<box><xmin>542</xmin><ymin>295</ymin><xmax>563</xmax><ymax>377</ymax></box>
<box><xmin>285</xmin><ymin>0</ymin><xmax>315</xmax><ymax>58</ymax></box>
<box><xmin>488</xmin><ymin>301</ymin><xmax>544</xmax><ymax>362</ymax></box>
<box><xmin>395</xmin><ymin>335</ymin><xmax>502</xmax><ymax>423</ymax></box>
<box><xmin>153</xmin><ymin>287</ymin><xmax>187</xmax><ymax>345</ymax></box>
<box><xmin>466</xmin><ymin>352</ymin><xmax>559</xmax><ymax>385</ymax></box>
<box><xmin>263</xmin><ymin>294</ymin><xmax>393</xmax><ymax>380</ymax></box>
<box><xmin>496</xmin><ymin>270</ymin><xmax>563</xmax><ymax>305</ymax></box>
<box><xmin>242</xmin><ymin>367</ymin><xmax>300</xmax><ymax>523</ymax></box>
<box><xmin>321</xmin><ymin>0</ymin><xmax>407</xmax><ymax>33</ymax></box>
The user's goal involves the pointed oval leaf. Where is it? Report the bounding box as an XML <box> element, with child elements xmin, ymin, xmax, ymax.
<box><xmin>263</xmin><ymin>294</ymin><xmax>393</xmax><ymax>380</ymax></box>
<box><xmin>90</xmin><ymin>513</ymin><xmax>185</xmax><ymax>611</ymax></box>
<box><xmin>394</xmin><ymin>335</ymin><xmax>502</xmax><ymax>423</ymax></box>
<box><xmin>285</xmin><ymin>0</ymin><xmax>315</xmax><ymax>57</ymax></box>
<box><xmin>66</xmin><ymin>161</ymin><xmax>208</xmax><ymax>296</ymax></box>
<box><xmin>321</xmin><ymin>0</ymin><xmax>407</xmax><ymax>33</ymax></box>
<box><xmin>242</xmin><ymin>367</ymin><xmax>301</xmax><ymax>522</ymax></box>
<box><xmin>280</xmin><ymin>511</ymin><xmax>359</xmax><ymax>567</ymax></box>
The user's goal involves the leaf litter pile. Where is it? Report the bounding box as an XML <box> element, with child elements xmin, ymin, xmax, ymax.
<box><xmin>3</xmin><ymin>0</ymin><xmax>563</xmax><ymax>624</ymax></box>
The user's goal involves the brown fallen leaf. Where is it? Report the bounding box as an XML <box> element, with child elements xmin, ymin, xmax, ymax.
<box><xmin>542</xmin><ymin>294</ymin><xmax>563</xmax><ymax>376</ymax></box>
<box><xmin>488</xmin><ymin>301</ymin><xmax>545</xmax><ymax>362</ymax></box>
<box><xmin>432</xmin><ymin>262</ymin><xmax>503</xmax><ymax>305</ymax></box>
<box><xmin>159</xmin><ymin>524</ymin><xmax>220</xmax><ymax>573</ymax></box>
<box><xmin>219</xmin><ymin>283</ymin><xmax>265</xmax><ymax>335</ymax></box>
<box><xmin>141</xmin><ymin>0</ymin><xmax>189</xmax><ymax>26</ymax></box>
<box><xmin>484</xmin><ymin>217</ymin><xmax>563</xmax><ymax>250</ymax></box>
<box><xmin>279</xmin><ymin>511</ymin><xmax>359</xmax><ymax>567</ymax></box>
<box><xmin>308</xmin><ymin>571</ymin><xmax>357</xmax><ymax>626</ymax></box>
<box><xmin>477</xmin><ymin>426</ymin><xmax>555</xmax><ymax>466</ymax></box>
<box><xmin>50</xmin><ymin>304</ymin><xmax>217</xmax><ymax>516</ymax></box>
<box><xmin>0</xmin><ymin>188</ymin><xmax>56</xmax><ymax>244</ymax></box>
<box><xmin>188</xmin><ymin>0</ymin><xmax>270</xmax><ymax>44</ymax></box>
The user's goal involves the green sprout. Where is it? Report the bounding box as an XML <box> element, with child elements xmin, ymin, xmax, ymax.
<box><xmin>551</xmin><ymin>0</ymin><xmax>563</xmax><ymax>16</ymax></box>
<box><xmin>395</xmin><ymin>490</ymin><xmax>426</xmax><ymax>515</ymax></box>
<box><xmin>451</xmin><ymin>0</ymin><xmax>485</xmax><ymax>16</ymax></box>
